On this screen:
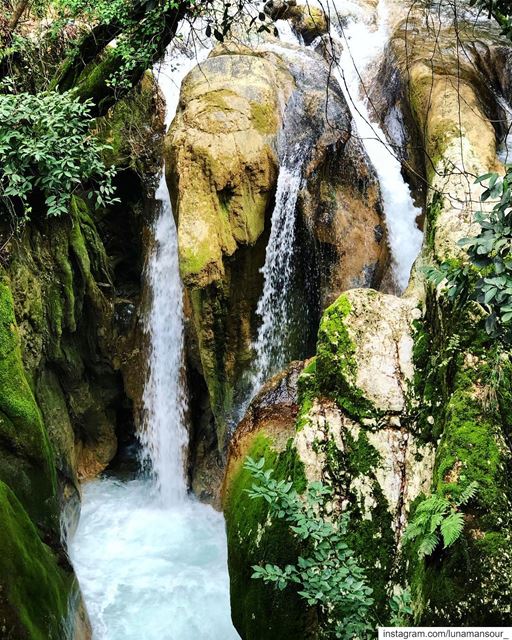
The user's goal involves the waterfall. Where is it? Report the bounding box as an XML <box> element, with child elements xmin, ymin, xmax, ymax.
<box><xmin>139</xmin><ymin>177</ymin><xmax>188</xmax><ymax>504</ymax></box>
<box><xmin>328</xmin><ymin>0</ymin><xmax>423</xmax><ymax>291</ymax></box>
<box><xmin>139</xmin><ymin>31</ymin><xmax>210</xmax><ymax>503</ymax></box>
<box><xmin>250</xmin><ymin>163</ymin><xmax>303</xmax><ymax>392</ymax></box>
<box><xmin>283</xmin><ymin>0</ymin><xmax>422</xmax><ymax>292</ymax></box>
<box><xmin>70</xmin><ymin>35</ymin><xmax>239</xmax><ymax>640</ymax></box>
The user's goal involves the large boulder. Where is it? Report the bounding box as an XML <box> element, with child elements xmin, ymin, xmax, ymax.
<box><xmin>223</xmin><ymin>290</ymin><xmax>435</xmax><ymax>637</ymax></box>
<box><xmin>167</xmin><ymin>41</ymin><xmax>388</xmax><ymax>499</ymax></box>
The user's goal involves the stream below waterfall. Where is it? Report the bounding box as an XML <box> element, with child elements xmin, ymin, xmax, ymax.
<box><xmin>70</xmin><ymin>479</ymin><xmax>238</xmax><ymax>640</ymax></box>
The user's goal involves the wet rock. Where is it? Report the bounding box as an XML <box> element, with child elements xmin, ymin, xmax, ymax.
<box><xmin>264</xmin><ymin>1</ymin><xmax>329</xmax><ymax>44</ymax></box>
<box><xmin>167</xmin><ymin>41</ymin><xmax>388</xmax><ymax>497</ymax></box>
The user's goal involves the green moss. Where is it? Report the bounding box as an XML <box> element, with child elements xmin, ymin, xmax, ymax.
<box><xmin>425</xmin><ymin>191</ymin><xmax>443</xmax><ymax>251</ymax></box>
<box><xmin>0</xmin><ymin>271</ymin><xmax>58</xmax><ymax>531</ymax></box>
<box><xmin>96</xmin><ymin>71</ymin><xmax>162</xmax><ymax>172</ymax></box>
<box><xmin>345</xmin><ymin>430</ymin><xmax>381</xmax><ymax>476</ymax></box>
<box><xmin>0</xmin><ymin>480</ymin><xmax>75</xmax><ymax>640</ymax></box>
<box><xmin>315</xmin><ymin>294</ymin><xmax>375</xmax><ymax>421</ymax></box>
<box><xmin>409</xmin><ymin>346</ymin><xmax>512</xmax><ymax>624</ymax></box>
<box><xmin>225</xmin><ymin>433</ymin><xmax>312</xmax><ymax>640</ymax></box>
<box><xmin>250</xmin><ymin>101</ymin><xmax>277</xmax><ymax>134</ymax></box>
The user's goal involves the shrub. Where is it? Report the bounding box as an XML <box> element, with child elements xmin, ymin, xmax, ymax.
<box><xmin>0</xmin><ymin>89</ymin><xmax>118</xmax><ymax>221</ymax></box>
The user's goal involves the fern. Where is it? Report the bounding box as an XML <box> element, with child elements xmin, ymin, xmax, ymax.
<box><xmin>418</xmin><ymin>532</ymin><xmax>440</xmax><ymax>558</ymax></box>
<box><xmin>440</xmin><ymin>512</ymin><xmax>465</xmax><ymax>547</ymax></box>
<box><xmin>457</xmin><ymin>481</ymin><xmax>478</xmax><ymax>506</ymax></box>
<box><xmin>403</xmin><ymin>482</ymin><xmax>478</xmax><ymax>559</ymax></box>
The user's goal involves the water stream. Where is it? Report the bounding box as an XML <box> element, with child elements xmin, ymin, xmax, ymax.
<box><xmin>314</xmin><ymin>0</ymin><xmax>424</xmax><ymax>291</ymax></box>
<box><xmin>70</xmin><ymin>40</ymin><xmax>239</xmax><ymax>640</ymax></box>
<box><xmin>250</xmin><ymin>163</ymin><xmax>304</xmax><ymax>394</ymax></box>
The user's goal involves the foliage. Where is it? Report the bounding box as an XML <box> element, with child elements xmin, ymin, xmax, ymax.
<box><xmin>51</xmin><ymin>0</ymin><xmax>274</xmax><ymax>90</ymax></box>
<box><xmin>0</xmin><ymin>89</ymin><xmax>118</xmax><ymax>221</ymax></box>
<box><xmin>425</xmin><ymin>168</ymin><xmax>512</xmax><ymax>342</ymax></box>
<box><xmin>244</xmin><ymin>456</ymin><xmax>374</xmax><ymax>640</ymax></box>
<box><xmin>53</xmin><ymin>0</ymin><xmax>192</xmax><ymax>89</ymax></box>
<box><xmin>389</xmin><ymin>588</ymin><xmax>413</xmax><ymax>626</ymax></box>
<box><xmin>469</xmin><ymin>0</ymin><xmax>512</xmax><ymax>38</ymax></box>
<box><xmin>403</xmin><ymin>482</ymin><xmax>478</xmax><ymax>558</ymax></box>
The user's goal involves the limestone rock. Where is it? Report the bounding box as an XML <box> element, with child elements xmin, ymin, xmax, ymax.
<box><xmin>166</xmin><ymin>50</ymin><xmax>284</xmax><ymax>288</ymax></box>
<box><xmin>167</xmin><ymin>42</ymin><xmax>388</xmax><ymax>496</ymax></box>
<box><xmin>223</xmin><ymin>290</ymin><xmax>435</xmax><ymax>636</ymax></box>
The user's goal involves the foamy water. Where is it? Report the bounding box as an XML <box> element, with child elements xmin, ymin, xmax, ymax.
<box><xmin>70</xmin><ymin>479</ymin><xmax>238</xmax><ymax>640</ymax></box>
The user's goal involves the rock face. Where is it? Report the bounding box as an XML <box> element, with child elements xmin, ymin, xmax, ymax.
<box><xmin>264</xmin><ymin>1</ymin><xmax>329</xmax><ymax>44</ymax></box>
<box><xmin>167</xmin><ymin>41</ymin><xmax>388</xmax><ymax>498</ymax></box>
<box><xmin>224</xmin><ymin>1</ymin><xmax>512</xmax><ymax>633</ymax></box>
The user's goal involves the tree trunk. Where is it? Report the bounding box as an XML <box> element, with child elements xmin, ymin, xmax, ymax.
<box><xmin>8</xmin><ymin>0</ymin><xmax>30</xmax><ymax>31</ymax></box>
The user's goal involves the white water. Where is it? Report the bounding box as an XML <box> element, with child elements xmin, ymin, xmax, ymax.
<box><xmin>251</xmin><ymin>164</ymin><xmax>303</xmax><ymax>392</ymax></box>
<box><xmin>70</xmin><ymin>479</ymin><xmax>237</xmax><ymax>640</ymax></box>
<box><xmin>310</xmin><ymin>0</ymin><xmax>423</xmax><ymax>291</ymax></box>
<box><xmin>138</xmin><ymin>173</ymin><xmax>188</xmax><ymax>503</ymax></box>
<box><xmin>71</xmin><ymin>36</ymin><xmax>239</xmax><ymax>640</ymax></box>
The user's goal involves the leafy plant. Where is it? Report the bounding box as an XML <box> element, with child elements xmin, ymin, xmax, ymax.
<box><xmin>389</xmin><ymin>588</ymin><xmax>413</xmax><ymax>626</ymax></box>
<box><xmin>402</xmin><ymin>481</ymin><xmax>478</xmax><ymax>558</ymax></box>
<box><xmin>425</xmin><ymin>167</ymin><xmax>512</xmax><ymax>342</ymax></box>
<box><xmin>0</xmin><ymin>89</ymin><xmax>118</xmax><ymax>221</ymax></box>
<box><xmin>244</xmin><ymin>456</ymin><xmax>374</xmax><ymax>640</ymax></box>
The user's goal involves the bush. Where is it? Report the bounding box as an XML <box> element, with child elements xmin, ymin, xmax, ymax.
<box><xmin>0</xmin><ymin>89</ymin><xmax>118</xmax><ymax>221</ymax></box>
<box><xmin>244</xmin><ymin>456</ymin><xmax>375</xmax><ymax>640</ymax></box>
<box><xmin>425</xmin><ymin>167</ymin><xmax>512</xmax><ymax>342</ymax></box>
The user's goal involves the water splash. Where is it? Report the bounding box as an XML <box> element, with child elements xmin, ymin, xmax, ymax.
<box><xmin>70</xmin><ymin>479</ymin><xmax>238</xmax><ymax>640</ymax></box>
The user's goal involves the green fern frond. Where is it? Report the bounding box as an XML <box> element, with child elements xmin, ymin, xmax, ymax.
<box><xmin>440</xmin><ymin>512</ymin><xmax>465</xmax><ymax>547</ymax></box>
<box><xmin>456</xmin><ymin>481</ymin><xmax>478</xmax><ymax>506</ymax></box>
<box><xmin>429</xmin><ymin>513</ymin><xmax>445</xmax><ymax>533</ymax></box>
<box><xmin>415</xmin><ymin>496</ymin><xmax>449</xmax><ymax>515</ymax></box>
<box><xmin>418</xmin><ymin>532</ymin><xmax>440</xmax><ymax>558</ymax></box>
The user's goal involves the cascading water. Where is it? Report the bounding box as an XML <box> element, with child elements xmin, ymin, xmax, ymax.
<box><xmin>247</xmin><ymin>0</ymin><xmax>423</xmax><ymax>406</ymax></box>
<box><xmin>138</xmin><ymin>174</ymin><xmax>188</xmax><ymax>504</ymax></box>
<box><xmin>332</xmin><ymin>0</ymin><xmax>423</xmax><ymax>291</ymax></box>
<box><xmin>310</xmin><ymin>0</ymin><xmax>424</xmax><ymax>291</ymax></box>
<box><xmin>70</xmin><ymin>38</ymin><xmax>239</xmax><ymax>640</ymax></box>
<box><xmin>250</xmin><ymin>163</ymin><xmax>303</xmax><ymax>393</ymax></box>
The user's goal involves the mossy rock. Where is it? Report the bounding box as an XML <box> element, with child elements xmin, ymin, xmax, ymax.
<box><xmin>224</xmin><ymin>433</ymin><xmax>313</xmax><ymax>640</ymax></box>
<box><xmin>0</xmin><ymin>480</ymin><xmax>82</xmax><ymax>640</ymax></box>
<box><xmin>409</xmin><ymin>346</ymin><xmax>512</xmax><ymax>624</ymax></box>
<box><xmin>0</xmin><ymin>271</ymin><xmax>58</xmax><ymax>533</ymax></box>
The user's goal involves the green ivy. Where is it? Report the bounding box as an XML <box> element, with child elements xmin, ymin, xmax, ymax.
<box><xmin>0</xmin><ymin>89</ymin><xmax>118</xmax><ymax>221</ymax></box>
